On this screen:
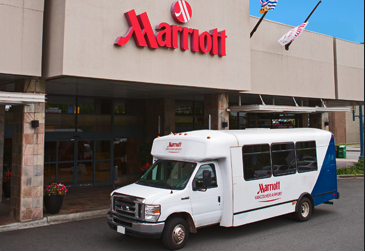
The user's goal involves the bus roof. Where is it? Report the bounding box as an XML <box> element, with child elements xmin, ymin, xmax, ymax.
<box><xmin>151</xmin><ymin>128</ymin><xmax>332</xmax><ymax>162</ymax></box>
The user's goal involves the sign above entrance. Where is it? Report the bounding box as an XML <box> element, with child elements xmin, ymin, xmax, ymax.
<box><xmin>114</xmin><ymin>2</ymin><xmax>227</xmax><ymax>57</ymax></box>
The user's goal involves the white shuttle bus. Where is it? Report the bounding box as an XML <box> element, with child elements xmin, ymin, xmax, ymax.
<box><xmin>107</xmin><ymin>129</ymin><xmax>339</xmax><ymax>250</ymax></box>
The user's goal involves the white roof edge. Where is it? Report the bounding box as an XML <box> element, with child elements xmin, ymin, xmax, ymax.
<box><xmin>230</xmin><ymin>105</ymin><xmax>352</xmax><ymax>114</ymax></box>
<box><xmin>0</xmin><ymin>91</ymin><xmax>46</xmax><ymax>105</ymax></box>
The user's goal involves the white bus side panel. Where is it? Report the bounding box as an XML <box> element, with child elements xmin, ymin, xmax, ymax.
<box><xmin>231</xmin><ymin>137</ymin><xmax>330</xmax><ymax>227</ymax></box>
<box><xmin>233</xmin><ymin>202</ymin><xmax>296</xmax><ymax>227</ymax></box>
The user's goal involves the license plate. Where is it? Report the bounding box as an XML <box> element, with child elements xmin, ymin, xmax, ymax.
<box><xmin>117</xmin><ymin>226</ymin><xmax>126</xmax><ymax>234</ymax></box>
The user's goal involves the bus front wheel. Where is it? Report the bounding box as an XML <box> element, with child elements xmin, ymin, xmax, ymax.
<box><xmin>162</xmin><ymin>217</ymin><xmax>189</xmax><ymax>250</ymax></box>
<box><xmin>294</xmin><ymin>197</ymin><xmax>312</xmax><ymax>222</ymax></box>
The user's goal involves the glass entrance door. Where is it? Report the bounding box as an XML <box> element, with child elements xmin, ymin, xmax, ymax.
<box><xmin>76</xmin><ymin>140</ymin><xmax>94</xmax><ymax>185</ymax></box>
<box><xmin>45</xmin><ymin>138</ymin><xmax>112</xmax><ymax>187</ymax></box>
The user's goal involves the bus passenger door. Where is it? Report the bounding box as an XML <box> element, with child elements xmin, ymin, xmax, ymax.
<box><xmin>189</xmin><ymin>163</ymin><xmax>223</xmax><ymax>227</ymax></box>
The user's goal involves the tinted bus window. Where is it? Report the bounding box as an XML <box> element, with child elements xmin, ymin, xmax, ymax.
<box><xmin>243</xmin><ymin>144</ymin><xmax>271</xmax><ymax>181</ymax></box>
<box><xmin>272</xmin><ymin>143</ymin><xmax>296</xmax><ymax>176</ymax></box>
<box><xmin>296</xmin><ymin>141</ymin><xmax>317</xmax><ymax>173</ymax></box>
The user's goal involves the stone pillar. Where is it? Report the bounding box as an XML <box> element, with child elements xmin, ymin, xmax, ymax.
<box><xmin>204</xmin><ymin>94</ymin><xmax>229</xmax><ymax>130</ymax></box>
<box><xmin>0</xmin><ymin>105</ymin><xmax>5</xmax><ymax>202</ymax></box>
<box><xmin>11</xmin><ymin>79</ymin><xmax>45</xmax><ymax>222</ymax></box>
<box><xmin>145</xmin><ymin>99</ymin><xmax>175</xmax><ymax>143</ymax></box>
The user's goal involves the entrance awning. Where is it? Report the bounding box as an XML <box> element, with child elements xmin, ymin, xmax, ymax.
<box><xmin>0</xmin><ymin>92</ymin><xmax>46</xmax><ymax>105</ymax></box>
<box><xmin>229</xmin><ymin>105</ymin><xmax>351</xmax><ymax>114</ymax></box>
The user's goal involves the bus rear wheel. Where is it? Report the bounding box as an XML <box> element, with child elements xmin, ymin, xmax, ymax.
<box><xmin>294</xmin><ymin>197</ymin><xmax>312</xmax><ymax>222</ymax></box>
<box><xmin>162</xmin><ymin>217</ymin><xmax>189</xmax><ymax>250</ymax></box>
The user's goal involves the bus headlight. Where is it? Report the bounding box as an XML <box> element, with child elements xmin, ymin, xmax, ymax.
<box><xmin>145</xmin><ymin>204</ymin><xmax>161</xmax><ymax>222</ymax></box>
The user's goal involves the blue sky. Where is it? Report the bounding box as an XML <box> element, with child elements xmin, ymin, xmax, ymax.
<box><xmin>250</xmin><ymin>0</ymin><xmax>364</xmax><ymax>43</ymax></box>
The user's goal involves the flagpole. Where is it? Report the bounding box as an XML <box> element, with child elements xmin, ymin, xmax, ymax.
<box><xmin>250</xmin><ymin>11</ymin><xmax>268</xmax><ymax>38</ymax></box>
<box><xmin>285</xmin><ymin>0</ymin><xmax>322</xmax><ymax>50</ymax></box>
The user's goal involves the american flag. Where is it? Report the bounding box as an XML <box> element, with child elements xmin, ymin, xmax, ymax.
<box><xmin>260</xmin><ymin>0</ymin><xmax>278</xmax><ymax>13</ymax></box>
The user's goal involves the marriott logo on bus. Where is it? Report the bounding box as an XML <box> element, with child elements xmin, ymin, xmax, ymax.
<box><xmin>257</xmin><ymin>181</ymin><xmax>281</xmax><ymax>195</ymax></box>
<box><xmin>114</xmin><ymin>1</ymin><xmax>227</xmax><ymax>57</ymax></box>
<box><xmin>168</xmin><ymin>142</ymin><xmax>182</xmax><ymax>148</ymax></box>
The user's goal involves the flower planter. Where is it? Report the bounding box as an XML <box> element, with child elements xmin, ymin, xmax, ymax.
<box><xmin>2</xmin><ymin>181</ymin><xmax>11</xmax><ymax>198</ymax></box>
<box><xmin>44</xmin><ymin>195</ymin><xmax>64</xmax><ymax>214</ymax></box>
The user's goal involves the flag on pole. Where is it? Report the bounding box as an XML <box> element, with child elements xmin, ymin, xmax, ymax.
<box><xmin>260</xmin><ymin>0</ymin><xmax>278</xmax><ymax>13</ymax></box>
<box><xmin>278</xmin><ymin>22</ymin><xmax>308</xmax><ymax>46</ymax></box>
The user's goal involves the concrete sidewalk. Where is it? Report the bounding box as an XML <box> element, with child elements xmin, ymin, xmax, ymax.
<box><xmin>0</xmin><ymin>184</ymin><xmax>114</xmax><ymax>233</ymax></box>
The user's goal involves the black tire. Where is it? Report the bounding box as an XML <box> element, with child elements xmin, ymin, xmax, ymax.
<box><xmin>294</xmin><ymin>197</ymin><xmax>312</xmax><ymax>222</ymax></box>
<box><xmin>162</xmin><ymin>217</ymin><xmax>189</xmax><ymax>250</ymax></box>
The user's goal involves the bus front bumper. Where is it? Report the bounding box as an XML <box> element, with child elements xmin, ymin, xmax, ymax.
<box><xmin>107</xmin><ymin>211</ymin><xmax>165</xmax><ymax>239</ymax></box>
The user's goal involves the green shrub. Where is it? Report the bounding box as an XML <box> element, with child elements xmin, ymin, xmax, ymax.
<box><xmin>337</xmin><ymin>158</ymin><xmax>364</xmax><ymax>175</ymax></box>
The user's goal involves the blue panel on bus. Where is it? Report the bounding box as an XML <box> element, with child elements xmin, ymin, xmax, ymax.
<box><xmin>311</xmin><ymin>136</ymin><xmax>338</xmax><ymax>206</ymax></box>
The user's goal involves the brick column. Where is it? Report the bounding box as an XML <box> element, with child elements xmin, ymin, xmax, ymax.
<box><xmin>204</xmin><ymin>94</ymin><xmax>229</xmax><ymax>130</ymax></box>
<box><xmin>0</xmin><ymin>105</ymin><xmax>4</xmax><ymax>202</ymax></box>
<box><xmin>329</xmin><ymin>112</ymin><xmax>347</xmax><ymax>144</ymax></box>
<box><xmin>11</xmin><ymin>79</ymin><xmax>45</xmax><ymax>222</ymax></box>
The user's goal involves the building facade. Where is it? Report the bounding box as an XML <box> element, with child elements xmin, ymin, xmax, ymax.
<box><xmin>0</xmin><ymin>0</ymin><xmax>363</xmax><ymax>222</ymax></box>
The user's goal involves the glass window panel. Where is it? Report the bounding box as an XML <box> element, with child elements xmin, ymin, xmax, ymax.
<box><xmin>45</xmin><ymin>142</ymin><xmax>57</xmax><ymax>162</ymax></box>
<box><xmin>195</xmin><ymin>116</ymin><xmax>204</xmax><ymax>126</ymax></box>
<box><xmin>77</xmin><ymin>114</ymin><xmax>111</xmax><ymax>126</ymax></box>
<box><xmin>194</xmin><ymin>102</ymin><xmax>204</xmax><ymax>115</ymax></box>
<box><xmin>77</xmin><ymin>126</ymin><xmax>112</xmax><ymax>133</ymax></box>
<box><xmin>175</xmin><ymin>117</ymin><xmax>194</xmax><ymax>126</ymax></box>
<box><xmin>58</xmin><ymin>163</ymin><xmax>74</xmax><ymax>185</ymax></box>
<box><xmin>94</xmin><ymin>99</ymin><xmax>112</xmax><ymax>115</ymax></box>
<box><xmin>78</xmin><ymin>98</ymin><xmax>95</xmax><ymax>114</ymax></box>
<box><xmin>175</xmin><ymin>101</ymin><xmax>193</xmax><ymax>115</ymax></box>
<box><xmin>95</xmin><ymin>141</ymin><xmax>111</xmax><ymax>160</ymax></box>
<box><xmin>44</xmin><ymin>164</ymin><xmax>56</xmax><ymax>186</ymax></box>
<box><xmin>76</xmin><ymin>162</ymin><xmax>93</xmax><ymax>184</ymax></box>
<box><xmin>58</xmin><ymin>141</ymin><xmax>74</xmax><ymax>162</ymax></box>
<box><xmin>95</xmin><ymin>161</ymin><xmax>111</xmax><ymax>183</ymax></box>
<box><xmin>45</xmin><ymin>114</ymin><xmax>76</xmax><ymax>133</ymax></box>
<box><xmin>46</xmin><ymin>96</ymin><xmax>77</xmax><ymax>114</ymax></box>
<box><xmin>114</xmin><ymin>100</ymin><xmax>126</xmax><ymax>115</ymax></box>
<box><xmin>272</xmin><ymin>143</ymin><xmax>296</xmax><ymax>176</ymax></box>
<box><xmin>243</xmin><ymin>144</ymin><xmax>271</xmax><ymax>181</ymax></box>
<box><xmin>114</xmin><ymin>115</ymin><xmax>143</xmax><ymax>126</ymax></box>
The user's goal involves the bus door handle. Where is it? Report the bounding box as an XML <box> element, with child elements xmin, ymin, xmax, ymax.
<box><xmin>218</xmin><ymin>196</ymin><xmax>221</xmax><ymax>203</ymax></box>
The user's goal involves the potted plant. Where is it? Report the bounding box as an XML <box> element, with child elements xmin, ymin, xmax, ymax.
<box><xmin>43</xmin><ymin>183</ymin><xmax>68</xmax><ymax>214</ymax></box>
<box><xmin>2</xmin><ymin>172</ymin><xmax>11</xmax><ymax>198</ymax></box>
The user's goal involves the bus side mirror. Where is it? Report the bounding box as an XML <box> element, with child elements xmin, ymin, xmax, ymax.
<box><xmin>203</xmin><ymin>170</ymin><xmax>212</xmax><ymax>189</ymax></box>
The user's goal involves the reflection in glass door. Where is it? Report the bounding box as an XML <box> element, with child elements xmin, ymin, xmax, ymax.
<box><xmin>58</xmin><ymin>141</ymin><xmax>75</xmax><ymax>186</ymax></box>
<box><xmin>77</xmin><ymin>140</ymin><xmax>94</xmax><ymax>185</ymax></box>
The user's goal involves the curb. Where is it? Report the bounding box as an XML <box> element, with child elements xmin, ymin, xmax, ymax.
<box><xmin>0</xmin><ymin>209</ymin><xmax>109</xmax><ymax>233</ymax></box>
<box><xmin>338</xmin><ymin>175</ymin><xmax>364</xmax><ymax>179</ymax></box>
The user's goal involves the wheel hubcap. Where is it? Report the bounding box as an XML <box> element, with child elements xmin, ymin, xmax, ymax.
<box><xmin>172</xmin><ymin>224</ymin><xmax>186</xmax><ymax>245</ymax></box>
<box><xmin>301</xmin><ymin>202</ymin><xmax>310</xmax><ymax>218</ymax></box>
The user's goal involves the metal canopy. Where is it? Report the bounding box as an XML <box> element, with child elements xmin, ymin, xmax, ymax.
<box><xmin>229</xmin><ymin>105</ymin><xmax>351</xmax><ymax>114</ymax></box>
<box><xmin>0</xmin><ymin>92</ymin><xmax>46</xmax><ymax>105</ymax></box>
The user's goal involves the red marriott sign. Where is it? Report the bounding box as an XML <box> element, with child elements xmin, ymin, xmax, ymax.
<box><xmin>115</xmin><ymin>6</ymin><xmax>227</xmax><ymax>57</ymax></box>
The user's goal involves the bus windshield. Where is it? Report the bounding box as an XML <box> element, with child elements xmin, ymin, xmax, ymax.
<box><xmin>137</xmin><ymin>160</ymin><xmax>197</xmax><ymax>190</ymax></box>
